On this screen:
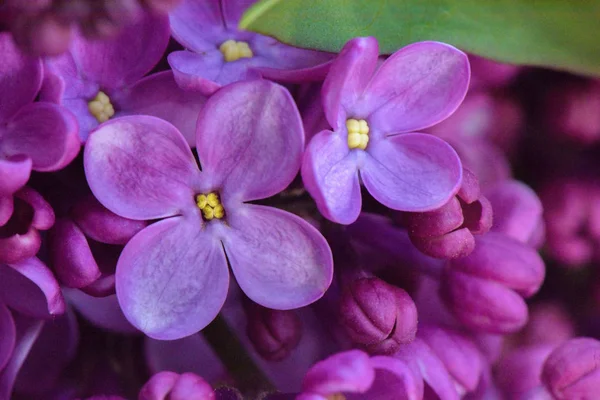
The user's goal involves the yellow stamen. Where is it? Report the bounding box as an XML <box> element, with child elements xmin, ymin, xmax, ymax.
<box><xmin>346</xmin><ymin>118</ymin><xmax>370</xmax><ymax>150</ymax></box>
<box><xmin>219</xmin><ymin>39</ymin><xmax>254</xmax><ymax>62</ymax></box>
<box><xmin>195</xmin><ymin>192</ymin><xmax>225</xmax><ymax>221</ymax></box>
<box><xmin>88</xmin><ymin>91</ymin><xmax>115</xmax><ymax>123</ymax></box>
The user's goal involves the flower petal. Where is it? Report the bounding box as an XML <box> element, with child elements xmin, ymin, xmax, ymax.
<box><xmin>301</xmin><ymin>130</ymin><xmax>361</xmax><ymax>224</ymax></box>
<box><xmin>2</xmin><ymin>102</ymin><xmax>80</xmax><ymax>171</ymax></box>
<box><xmin>116</xmin><ymin>217</ymin><xmax>229</xmax><ymax>340</ymax></box>
<box><xmin>368</xmin><ymin>356</ymin><xmax>423</xmax><ymax>400</ymax></box>
<box><xmin>0</xmin><ymin>258</ymin><xmax>65</xmax><ymax>318</ymax></box>
<box><xmin>0</xmin><ymin>33</ymin><xmax>42</xmax><ymax>121</ymax></box>
<box><xmin>169</xmin><ymin>0</ymin><xmax>226</xmax><ymax>52</ymax></box>
<box><xmin>361</xmin><ymin>133</ymin><xmax>462</xmax><ymax>212</ymax></box>
<box><xmin>84</xmin><ymin>115</ymin><xmax>198</xmax><ymax>220</ymax></box>
<box><xmin>196</xmin><ymin>80</ymin><xmax>304</xmax><ymax>201</ymax></box>
<box><xmin>222</xmin><ymin>0</ymin><xmax>257</xmax><ymax>29</ymax></box>
<box><xmin>113</xmin><ymin>71</ymin><xmax>208</xmax><ymax>147</ymax></box>
<box><xmin>365</xmin><ymin>41</ymin><xmax>470</xmax><ymax>133</ymax></box>
<box><xmin>69</xmin><ymin>13</ymin><xmax>170</xmax><ymax>89</ymax></box>
<box><xmin>0</xmin><ymin>302</ymin><xmax>15</xmax><ymax>372</ymax></box>
<box><xmin>321</xmin><ymin>37</ymin><xmax>379</xmax><ymax>130</ymax></box>
<box><xmin>302</xmin><ymin>350</ymin><xmax>375</xmax><ymax>395</ymax></box>
<box><xmin>224</xmin><ymin>204</ymin><xmax>333</xmax><ymax>310</ymax></box>
<box><xmin>0</xmin><ymin>156</ymin><xmax>32</xmax><ymax>196</ymax></box>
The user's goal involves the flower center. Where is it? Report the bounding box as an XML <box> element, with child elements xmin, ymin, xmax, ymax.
<box><xmin>327</xmin><ymin>395</ymin><xmax>346</xmax><ymax>400</ymax></box>
<box><xmin>196</xmin><ymin>192</ymin><xmax>225</xmax><ymax>221</ymax></box>
<box><xmin>346</xmin><ymin>118</ymin><xmax>369</xmax><ymax>150</ymax></box>
<box><xmin>88</xmin><ymin>91</ymin><xmax>115</xmax><ymax>123</ymax></box>
<box><xmin>219</xmin><ymin>39</ymin><xmax>253</xmax><ymax>62</ymax></box>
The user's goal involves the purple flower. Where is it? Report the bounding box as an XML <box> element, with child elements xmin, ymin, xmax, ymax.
<box><xmin>41</xmin><ymin>12</ymin><xmax>207</xmax><ymax>144</ymax></box>
<box><xmin>139</xmin><ymin>371</ymin><xmax>214</xmax><ymax>400</ymax></box>
<box><xmin>84</xmin><ymin>80</ymin><xmax>333</xmax><ymax>340</ymax></box>
<box><xmin>0</xmin><ymin>33</ymin><xmax>79</xmax><ymax>197</ymax></box>
<box><xmin>301</xmin><ymin>37</ymin><xmax>470</xmax><ymax>224</ymax></box>
<box><xmin>167</xmin><ymin>0</ymin><xmax>334</xmax><ymax>95</ymax></box>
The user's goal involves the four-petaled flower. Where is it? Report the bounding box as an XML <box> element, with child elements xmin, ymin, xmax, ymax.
<box><xmin>84</xmin><ymin>80</ymin><xmax>333</xmax><ymax>340</ymax></box>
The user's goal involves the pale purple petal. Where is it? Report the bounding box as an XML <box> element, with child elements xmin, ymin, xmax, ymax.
<box><xmin>224</xmin><ymin>204</ymin><xmax>332</xmax><ymax>310</ymax></box>
<box><xmin>321</xmin><ymin>37</ymin><xmax>379</xmax><ymax>130</ymax></box>
<box><xmin>365</xmin><ymin>42</ymin><xmax>470</xmax><ymax>133</ymax></box>
<box><xmin>0</xmin><ymin>302</ymin><xmax>15</xmax><ymax>372</ymax></box>
<box><xmin>302</xmin><ymin>350</ymin><xmax>375</xmax><ymax>395</ymax></box>
<box><xmin>301</xmin><ymin>130</ymin><xmax>361</xmax><ymax>224</ymax></box>
<box><xmin>0</xmin><ymin>33</ymin><xmax>42</xmax><ymax>121</ymax></box>
<box><xmin>41</xmin><ymin>51</ymin><xmax>98</xmax><ymax>103</ymax></box>
<box><xmin>196</xmin><ymin>80</ymin><xmax>304</xmax><ymax>201</ymax></box>
<box><xmin>69</xmin><ymin>13</ymin><xmax>170</xmax><ymax>89</ymax></box>
<box><xmin>62</xmin><ymin>98</ymin><xmax>101</xmax><ymax>142</ymax></box>
<box><xmin>113</xmin><ymin>71</ymin><xmax>208</xmax><ymax>146</ymax></box>
<box><xmin>222</xmin><ymin>0</ymin><xmax>257</xmax><ymax>29</ymax></box>
<box><xmin>64</xmin><ymin>289</ymin><xmax>138</xmax><ymax>334</ymax></box>
<box><xmin>116</xmin><ymin>217</ymin><xmax>230</xmax><ymax>340</ymax></box>
<box><xmin>2</xmin><ymin>102</ymin><xmax>80</xmax><ymax>171</ymax></box>
<box><xmin>84</xmin><ymin>116</ymin><xmax>198</xmax><ymax>220</ymax></box>
<box><xmin>361</xmin><ymin>133</ymin><xmax>462</xmax><ymax>212</ymax></box>
<box><xmin>169</xmin><ymin>0</ymin><xmax>227</xmax><ymax>52</ymax></box>
<box><xmin>0</xmin><ymin>258</ymin><xmax>65</xmax><ymax>318</ymax></box>
<box><xmin>0</xmin><ymin>156</ymin><xmax>32</xmax><ymax>196</ymax></box>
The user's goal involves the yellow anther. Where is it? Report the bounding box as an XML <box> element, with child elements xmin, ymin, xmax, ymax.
<box><xmin>195</xmin><ymin>192</ymin><xmax>225</xmax><ymax>221</ymax></box>
<box><xmin>346</xmin><ymin>118</ymin><xmax>370</xmax><ymax>150</ymax></box>
<box><xmin>88</xmin><ymin>91</ymin><xmax>115</xmax><ymax>123</ymax></box>
<box><xmin>219</xmin><ymin>39</ymin><xmax>254</xmax><ymax>62</ymax></box>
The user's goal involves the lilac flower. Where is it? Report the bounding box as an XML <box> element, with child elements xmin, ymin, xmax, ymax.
<box><xmin>167</xmin><ymin>0</ymin><xmax>334</xmax><ymax>95</ymax></box>
<box><xmin>41</xmin><ymin>12</ymin><xmax>207</xmax><ymax>144</ymax></box>
<box><xmin>301</xmin><ymin>37</ymin><xmax>470</xmax><ymax>224</ymax></box>
<box><xmin>0</xmin><ymin>33</ymin><xmax>79</xmax><ymax>197</ymax></box>
<box><xmin>139</xmin><ymin>371</ymin><xmax>214</xmax><ymax>400</ymax></box>
<box><xmin>84</xmin><ymin>80</ymin><xmax>333</xmax><ymax>340</ymax></box>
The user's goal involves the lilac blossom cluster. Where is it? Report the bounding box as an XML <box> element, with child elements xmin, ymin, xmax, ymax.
<box><xmin>1</xmin><ymin>1</ymin><xmax>599</xmax><ymax>399</ymax></box>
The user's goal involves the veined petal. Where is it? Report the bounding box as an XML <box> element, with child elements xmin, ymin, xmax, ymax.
<box><xmin>361</xmin><ymin>133</ymin><xmax>462</xmax><ymax>212</ymax></box>
<box><xmin>196</xmin><ymin>80</ymin><xmax>304</xmax><ymax>201</ymax></box>
<box><xmin>0</xmin><ymin>303</ymin><xmax>15</xmax><ymax>372</ymax></box>
<box><xmin>2</xmin><ymin>102</ymin><xmax>80</xmax><ymax>172</ymax></box>
<box><xmin>224</xmin><ymin>204</ymin><xmax>333</xmax><ymax>310</ymax></box>
<box><xmin>0</xmin><ymin>33</ymin><xmax>42</xmax><ymax>121</ymax></box>
<box><xmin>302</xmin><ymin>350</ymin><xmax>375</xmax><ymax>395</ymax></box>
<box><xmin>69</xmin><ymin>13</ymin><xmax>170</xmax><ymax>89</ymax></box>
<box><xmin>301</xmin><ymin>130</ymin><xmax>361</xmax><ymax>224</ymax></box>
<box><xmin>84</xmin><ymin>116</ymin><xmax>198</xmax><ymax>220</ymax></box>
<box><xmin>113</xmin><ymin>71</ymin><xmax>208</xmax><ymax>147</ymax></box>
<box><xmin>0</xmin><ymin>156</ymin><xmax>32</xmax><ymax>197</ymax></box>
<box><xmin>365</xmin><ymin>42</ymin><xmax>470</xmax><ymax>133</ymax></box>
<box><xmin>0</xmin><ymin>258</ymin><xmax>65</xmax><ymax>318</ymax></box>
<box><xmin>169</xmin><ymin>0</ymin><xmax>227</xmax><ymax>52</ymax></box>
<box><xmin>322</xmin><ymin>37</ymin><xmax>379</xmax><ymax>130</ymax></box>
<box><xmin>116</xmin><ymin>217</ymin><xmax>230</xmax><ymax>340</ymax></box>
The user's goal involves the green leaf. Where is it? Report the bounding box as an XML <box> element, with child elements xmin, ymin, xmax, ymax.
<box><xmin>241</xmin><ymin>0</ymin><xmax>600</xmax><ymax>77</ymax></box>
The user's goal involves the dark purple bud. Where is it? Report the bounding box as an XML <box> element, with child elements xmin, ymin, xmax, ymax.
<box><xmin>139</xmin><ymin>371</ymin><xmax>214</xmax><ymax>400</ymax></box>
<box><xmin>245</xmin><ymin>302</ymin><xmax>302</xmax><ymax>361</ymax></box>
<box><xmin>339</xmin><ymin>277</ymin><xmax>417</xmax><ymax>354</ymax></box>
<box><xmin>542</xmin><ymin>338</ymin><xmax>600</xmax><ymax>399</ymax></box>
<box><xmin>441</xmin><ymin>233</ymin><xmax>545</xmax><ymax>333</ymax></box>
<box><xmin>469</xmin><ymin>55</ymin><xmax>521</xmax><ymax>89</ymax></box>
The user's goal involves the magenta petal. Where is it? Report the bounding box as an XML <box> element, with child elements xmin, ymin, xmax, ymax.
<box><xmin>14</xmin><ymin>187</ymin><xmax>54</xmax><ymax>230</ymax></box>
<box><xmin>0</xmin><ymin>258</ymin><xmax>65</xmax><ymax>318</ymax></box>
<box><xmin>196</xmin><ymin>80</ymin><xmax>304</xmax><ymax>201</ymax></box>
<box><xmin>0</xmin><ymin>156</ymin><xmax>32</xmax><ymax>196</ymax></box>
<box><xmin>224</xmin><ymin>204</ymin><xmax>333</xmax><ymax>310</ymax></box>
<box><xmin>361</xmin><ymin>133</ymin><xmax>462</xmax><ymax>212</ymax></box>
<box><xmin>113</xmin><ymin>71</ymin><xmax>207</xmax><ymax>147</ymax></box>
<box><xmin>322</xmin><ymin>37</ymin><xmax>379</xmax><ymax>130</ymax></box>
<box><xmin>0</xmin><ymin>303</ymin><xmax>16</xmax><ymax>372</ymax></box>
<box><xmin>2</xmin><ymin>102</ymin><xmax>79</xmax><ymax>171</ymax></box>
<box><xmin>366</xmin><ymin>42</ymin><xmax>470</xmax><ymax>133</ymax></box>
<box><xmin>169</xmin><ymin>0</ymin><xmax>226</xmax><ymax>52</ymax></box>
<box><xmin>84</xmin><ymin>116</ymin><xmax>198</xmax><ymax>220</ymax></box>
<box><xmin>70</xmin><ymin>13</ymin><xmax>170</xmax><ymax>88</ymax></box>
<box><xmin>301</xmin><ymin>130</ymin><xmax>360</xmax><ymax>224</ymax></box>
<box><xmin>116</xmin><ymin>217</ymin><xmax>229</xmax><ymax>340</ymax></box>
<box><xmin>0</xmin><ymin>33</ymin><xmax>43</xmax><ymax>121</ymax></box>
<box><xmin>302</xmin><ymin>350</ymin><xmax>375</xmax><ymax>395</ymax></box>
<box><xmin>368</xmin><ymin>356</ymin><xmax>423</xmax><ymax>400</ymax></box>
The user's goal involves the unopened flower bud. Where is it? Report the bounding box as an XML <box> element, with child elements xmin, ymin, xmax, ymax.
<box><xmin>139</xmin><ymin>371</ymin><xmax>214</xmax><ymax>400</ymax></box>
<box><xmin>541</xmin><ymin>338</ymin><xmax>600</xmax><ymax>399</ymax></box>
<box><xmin>245</xmin><ymin>303</ymin><xmax>302</xmax><ymax>361</ymax></box>
<box><xmin>339</xmin><ymin>277</ymin><xmax>417</xmax><ymax>354</ymax></box>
